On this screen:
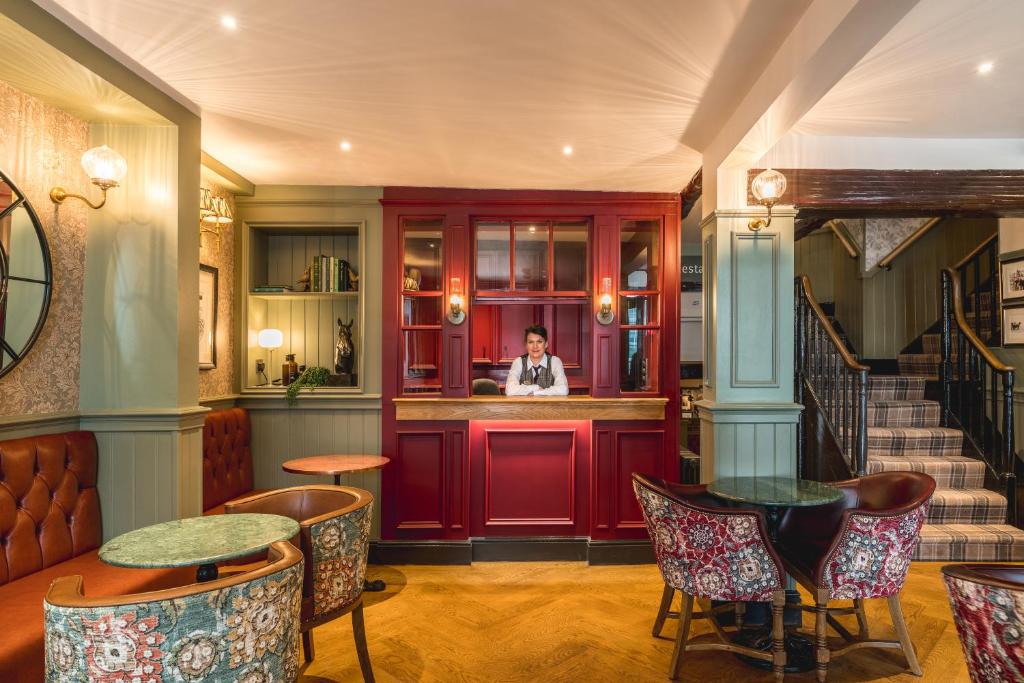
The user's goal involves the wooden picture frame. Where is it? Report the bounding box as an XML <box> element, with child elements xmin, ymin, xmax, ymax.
<box><xmin>1000</xmin><ymin>256</ymin><xmax>1024</xmax><ymax>303</ymax></box>
<box><xmin>199</xmin><ymin>264</ymin><xmax>218</xmax><ymax>369</ymax></box>
<box><xmin>1002</xmin><ymin>304</ymin><xmax>1024</xmax><ymax>347</ymax></box>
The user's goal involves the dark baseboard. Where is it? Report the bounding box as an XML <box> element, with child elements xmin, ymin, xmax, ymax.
<box><xmin>370</xmin><ymin>538</ymin><xmax>654</xmax><ymax>565</ymax></box>
<box><xmin>370</xmin><ymin>540</ymin><xmax>472</xmax><ymax>565</ymax></box>
<box><xmin>587</xmin><ymin>540</ymin><xmax>654</xmax><ymax>565</ymax></box>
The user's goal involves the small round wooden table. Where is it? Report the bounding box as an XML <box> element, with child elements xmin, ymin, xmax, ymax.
<box><xmin>282</xmin><ymin>454</ymin><xmax>391</xmax><ymax>591</ymax></box>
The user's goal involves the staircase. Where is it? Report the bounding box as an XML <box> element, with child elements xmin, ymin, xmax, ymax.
<box><xmin>796</xmin><ymin>263</ymin><xmax>1024</xmax><ymax>562</ymax></box>
<box><xmin>897</xmin><ymin>293</ymin><xmax>992</xmax><ymax>380</ymax></box>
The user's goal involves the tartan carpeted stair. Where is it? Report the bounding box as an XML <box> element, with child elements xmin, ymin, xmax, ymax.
<box><xmin>862</xmin><ymin>375</ymin><xmax>1024</xmax><ymax>561</ymax></box>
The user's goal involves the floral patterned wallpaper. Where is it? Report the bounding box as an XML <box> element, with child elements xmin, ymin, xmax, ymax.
<box><xmin>198</xmin><ymin>179</ymin><xmax>236</xmax><ymax>400</ymax></box>
<box><xmin>0</xmin><ymin>81</ymin><xmax>89</xmax><ymax>417</ymax></box>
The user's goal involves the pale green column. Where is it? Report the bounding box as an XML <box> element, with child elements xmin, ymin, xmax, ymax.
<box><xmin>697</xmin><ymin>209</ymin><xmax>802</xmax><ymax>481</ymax></box>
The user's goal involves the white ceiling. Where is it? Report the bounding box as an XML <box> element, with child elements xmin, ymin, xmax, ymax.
<box><xmin>28</xmin><ymin>0</ymin><xmax>1024</xmax><ymax>190</ymax></box>
<box><xmin>796</xmin><ymin>0</ymin><xmax>1024</xmax><ymax>138</ymax></box>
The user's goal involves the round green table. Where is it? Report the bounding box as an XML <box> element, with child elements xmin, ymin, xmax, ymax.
<box><xmin>99</xmin><ymin>513</ymin><xmax>300</xmax><ymax>583</ymax></box>
<box><xmin>708</xmin><ymin>476</ymin><xmax>843</xmax><ymax>673</ymax></box>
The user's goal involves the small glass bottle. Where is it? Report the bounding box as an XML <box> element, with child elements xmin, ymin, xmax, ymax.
<box><xmin>283</xmin><ymin>353</ymin><xmax>297</xmax><ymax>386</ymax></box>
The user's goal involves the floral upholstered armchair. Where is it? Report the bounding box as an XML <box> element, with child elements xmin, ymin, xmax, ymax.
<box><xmin>632</xmin><ymin>473</ymin><xmax>787</xmax><ymax>682</ymax></box>
<box><xmin>775</xmin><ymin>471</ymin><xmax>934</xmax><ymax>682</ymax></box>
<box><xmin>225</xmin><ymin>485</ymin><xmax>374</xmax><ymax>681</ymax></box>
<box><xmin>942</xmin><ymin>564</ymin><xmax>1024</xmax><ymax>683</ymax></box>
<box><xmin>44</xmin><ymin>541</ymin><xmax>303</xmax><ymax>682</ymax></box>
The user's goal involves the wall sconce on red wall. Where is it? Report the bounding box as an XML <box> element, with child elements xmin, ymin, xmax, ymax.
<box><xmin>448</xmin><ymin>276</ymin><xmax>466</xmax><ymax>325</ymax></box>
<box><xmin>596</xmin><ymin>276</ymin><xmax>614</xmax><ymax>325</ymax></box>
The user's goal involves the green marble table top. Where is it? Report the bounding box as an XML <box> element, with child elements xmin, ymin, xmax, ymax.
<box><xmin>99</xmin><ymin>514</ymin><xmax>300</xmax><ymax>569</ymax></box>
<box><xmin>707</xmin><ymin>477</ymin><xmax>843</xmax><ymax>508</ymax></box>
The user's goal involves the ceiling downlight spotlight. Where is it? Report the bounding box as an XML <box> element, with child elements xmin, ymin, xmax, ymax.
<box><xmin>340</xmin><ymin>140</ymin><xmax>352</xmax><ymax>152</ymax></box>
<box><xmin>978</xmin><ymin>61</ymin><xmax>994</xmax><ymax>75</ymax></box>
<box><xmin>562</xmin><ymin>145</ymin><xmax>573</xmax><ymax>156</ymax></box>
<box><xmin>221</xmin><ymin>15</ymin><xmax>238</xmax><ymax>30</ymax></box>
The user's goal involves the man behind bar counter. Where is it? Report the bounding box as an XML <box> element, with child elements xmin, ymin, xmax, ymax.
<box><xmin>505</xmin><ymin>325</ymin><xmax>569</xmax><ymax>396</ymax></box>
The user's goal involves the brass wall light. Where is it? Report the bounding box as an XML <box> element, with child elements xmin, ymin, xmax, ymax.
<box><xmin>200</xmin><ymin>187</ymin><xmax>233</xmax><ymax>241</ymax></box>
<box><xmin>748</xmin><ymin>168</ymin><xmax>787</xmax><ymax>232</ymax></box>
<box><xmin>50</xmin><ymin>145</ymin><xmax>127</xmax><ymax>209</ymax></box>
<box><xmin>448</xmin><ymin>277</ymin><xmax>466</xmax><ymax>325</ymax></box>
<box><xmin>596</xmin><ymin>276</ymin><xmax>615</xmax><ymax>324</ymax></box>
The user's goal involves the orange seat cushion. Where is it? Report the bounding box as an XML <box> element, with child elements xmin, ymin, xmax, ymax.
<box><xmin>0</xmin><ymin>550</ymin><xmax>193</xmax><ymax>683</ymax></box>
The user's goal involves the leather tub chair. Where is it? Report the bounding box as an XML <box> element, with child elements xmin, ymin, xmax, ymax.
<box><xmin>225</xmin><ymin>485</ymin><xmax>375</xmax><ymax>682</ymax></box>
<box><xmin>44</xmin><ymin>541</ymin><xmax>303</xmax><ymax>681</ymax></box>
<box><xmin>942</xmin><ymin>563</ymin><xmax>1024</xmax><ymax>683</ymax></box>
<box><xmin>775</xmin><ymin>471</ymin><xmax>935</xmax><ymax>682</ymax></box>
<box><xmin>633</xmin><ymin>473</ymin><xmax>788</xmax><ymax>681</ymax></box>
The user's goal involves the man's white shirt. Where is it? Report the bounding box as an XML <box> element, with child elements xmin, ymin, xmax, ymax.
<box><xmin>505</xmin><ymin>354</ymin><xmax>569</xmax><ymax>396</ymax></box>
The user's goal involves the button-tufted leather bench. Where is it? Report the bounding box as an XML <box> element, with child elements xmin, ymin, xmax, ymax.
<box><xmin>0</xmin><ymin>430</ymin><xmax>192</xmax><ymax>682</ymax></box>
<box><xmin>202</xmin><ymin>407</ymin><xmax>267</xmax><ymax>514</ymax></box>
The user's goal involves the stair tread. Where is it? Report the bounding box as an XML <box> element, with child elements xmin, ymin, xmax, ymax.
<box><xmin>930</xmin><ymin>488</ymin><xmax>1007</xmax><ymax>501</ymax></box>
<box><xmin>916</xmin><ymin>524</ymin><xmax>1024</xmax><ymax>562</ymax></box>
<box><xmin>867</xmin><ymin>426</ymin><xmax>961</xmax><ymax>436</ymax></box>
<box><xmin>866</xmin><ymin>454</ymin><xmax>985</xmax><ymax>487</ymax></box>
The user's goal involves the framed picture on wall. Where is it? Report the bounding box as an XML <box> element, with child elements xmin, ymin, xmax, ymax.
<box><xmin>199</xmin><ymin>264</ymin><xmax>218</xmax><ymax>369</ymax></box>
<box><xmin>1002</xmin><ymin>304</ymin><xmax>1024</xmax><ymax>347</ymax></box>
<box><xmin>1000</xmin><ymin>256</ymin><xmax>1024</xmax><ymax>303</ymax></box>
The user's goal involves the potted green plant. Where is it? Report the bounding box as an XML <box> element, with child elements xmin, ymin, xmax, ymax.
<box><xmin>285</xmin><ymin>366</ymin><xmax>331</xmax><ymax>406</ymax></box>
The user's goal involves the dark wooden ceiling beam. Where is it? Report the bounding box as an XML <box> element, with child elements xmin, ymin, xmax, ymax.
<box><xmin>747</xmin><ymin>168</ymin><xmax>1024</xmax><ymax>217</ymax></box>
<box><xmin>680</xmin><ymin>168</ymin><xmax>702</xmax><ymax>219</ymax></box>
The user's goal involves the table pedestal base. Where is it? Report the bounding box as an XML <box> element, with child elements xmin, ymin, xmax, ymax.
<box><xmin>732</xmin><ymin>627</ymin><xmax>816</xmax><ymax>673</ymax></box>
<box><xmin>364</xmin><ymin>578</ymin><xmax>386</xmax><ymax>592</ymax></box>
<box><xmin>196</xmin><ymin>563</ymin><xmax>219</xmax><ymax>583</ymax></box>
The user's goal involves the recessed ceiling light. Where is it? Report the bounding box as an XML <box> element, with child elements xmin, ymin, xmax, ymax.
<box><xmin>978</xmin><ymin>61</ymin><xmax>994</xmax><ymax>74</ymax></box>
<box><xmin>221</xmin><ymin>15</ymin><xmax>237</xmax><ymax>30</ymax></box>
<box><xmin>562</xmin><ymin>145</ymin><xmax>574</xmax><ymax>156</ymax></box>
<box><xmin>340</xmin><ymin>140</ymin><xmax>352</xmax><ymax>152</ymax></box>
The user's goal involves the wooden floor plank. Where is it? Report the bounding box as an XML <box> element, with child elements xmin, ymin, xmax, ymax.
<box><xmin>299</xmin><ymin>562</ymin><xmax>971</xmax><ymax>682</ymax></box>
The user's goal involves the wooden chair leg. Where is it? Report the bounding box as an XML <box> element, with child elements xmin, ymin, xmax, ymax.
<box><xmin>302</xmin><ymin>629</ymin><xmax>314</xmax><ymax>663</ymax></box>
<box><xmin>814</xmin><ymin>589</ymin><xmax>830</xmax><ymax>683</ymax></box>
<box><xmin>854</xmin><ymin>598</ymin><xmax>868</xmax><ymax>638</ymax></box>
<box><xmin>887</xmin><ymin>594</ymin><xmax>922</xmax><ymax>676</ymax></box>
<box><xmin>653</xmin><ymin>583</ymin><xmax>674</xmax><ymax>637</ymax></box>
<box><xmin>352</xmin><ymin>602</ymin><xmax>376</xmax><ymax>683</ymax></box>
<box><xmin>669</xmin><ymin>593</ymin><xmax>694</xmax><ymax>680</ymax></box>
<box><xmin>771</xmin><ymin>590</ymin><xmax>786</xmax><ymax>683</ymax></box>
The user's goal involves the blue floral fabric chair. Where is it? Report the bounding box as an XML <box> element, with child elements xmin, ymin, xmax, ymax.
<box><xmin>632</xmin><ymin>473</ymin><xmax>787</xmax><ymax>682</ymax></box>
<box><xmin>44</xmin><ymin>540</ymin><xmax>303</xmax><ymax>682</ymax></box>
<box><xmin>226</xmin><ymin>485</ymin><xmax>374</xmax><ymax>682</ymax></box>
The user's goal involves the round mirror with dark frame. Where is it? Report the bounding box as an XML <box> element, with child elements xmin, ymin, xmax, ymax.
<box><xmin>0</xmin><ymin>169</ymin><xmax>52</xmax><ymax>380</ymax></box>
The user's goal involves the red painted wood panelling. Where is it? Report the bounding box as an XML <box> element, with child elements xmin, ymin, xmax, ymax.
<box><xmin>590</xmin><ymin>422</ymin><xmax>668</xmax><ymax>540</ymax></box>
<box><xmin>471</xmin><ymin>305</ymin><xmax>494</xmax><ymax>364</ymax></box>
<box><xmin>498</xmin><ymin>305</ymin><xmax>538</xmax><ymax>363</ymax></box>
<box><xmin>444</xmin><ymin>220</ymin><xmax>470</xmax><ymax>396</ymax></box>
<box><xmin>469</xmin><ymin>420</ymin><xmax>590</xmax><ymax>537</ymax></box>
<box><xmin>614</xmin><ymin>429</ymin><xmax>664</xmax><ymax>530</ymax></box>
<box><xmin>447</xmin><ymin>428</ymin><xmax>468</xmax><ymax>531</ymax></box>
<box><xmin>592</xmin><ymin>427</ymin><xmax>613</xmax><ymax>531</ymax></box>
<box><xmin>592</xmin><ymin>217</ymin><xmax>618</xmax><ymax>396</ymax></box>
<box><xmin>394</xmin><ymin>430</ymin><xmax>446</xmax><ymax>530</ymax></box>
<box><xmin>551</xmin><ymin>304</ymin><xmax>583</xmax><ymax>367</ymax></box>
<box><xmin>485</xmin><ymin>430</ymin><xmax>575</xmax><ymax>524</ymax></box>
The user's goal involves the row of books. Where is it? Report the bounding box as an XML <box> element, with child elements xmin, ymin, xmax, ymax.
<box><xmin>310</xmin><ymin>255</ymin><xmax>355</xmax><ymax>292</ymax></box>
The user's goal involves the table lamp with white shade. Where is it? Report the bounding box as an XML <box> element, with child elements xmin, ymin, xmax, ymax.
<box><xmin>257</xmin><ymin>328</ymin><xmax>283</xmax><ymax>385</ymax></box>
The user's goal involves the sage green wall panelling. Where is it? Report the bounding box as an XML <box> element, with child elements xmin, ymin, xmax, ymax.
<box><xmin>794</xmin><ymin>229</ymin><xmax>835</xmax><ymax>303</ymax></box>
<box><xmin>833</xmin><ymin>233</ymin><xmax>865</xmax><ymax>354</ymax></box>
<box><xmin>731</xmin><ymin>232</ymin><xmax>780</xmax><ymax>387</ymax></box>
<box><xmin>697</xmin><ymin>403</ymin><xmax>801</xmax><ymax>481</ymax></box>
<box><xmin>702</xmin><ymin>232</ymin><xmax>716</xmax><ymax>390</ymax></box>
<box><xmin>858</xmin><ymin>218</ymin><xmax>995</xmax><ymax>359</ymax></box>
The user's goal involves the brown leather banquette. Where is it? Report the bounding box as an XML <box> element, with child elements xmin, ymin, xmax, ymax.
<box><xmin>202</xmin><ymin>407</ymin><xmax>267</xmax><ymax>515</ymax></box>
<box><xmin>0</xmin><ymin>431</ymin><xmax>191</xmax><ymax>682</ymax></box>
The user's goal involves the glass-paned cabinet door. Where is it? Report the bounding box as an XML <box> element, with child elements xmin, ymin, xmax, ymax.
<box><xmin>620</xmin><ymin>329</ymin><xmax>659</xmax><ymax>392</ymax></box>
<box><xmin>476</xmin><ymin>221</ymin><xmax>510</xmax><ymax>291</ymax></box>
<box><xmin>401</xmin><ymin>218</ymin><xmax>443</xmax><ymax>393</ymax></box>
<box><xmin>621</xmin><ymin>294</ymin><xmax>658</xmax><ymax>326</ymax></box>
<box><xmin>620</xmin><ymin>220</ymin><xmax>660</xmax><ymax>291</ymax></box>
<box><xmin>514</xmin><ymin>222</ymin><xmax>548</xmax><ymax>291</ymax></box>
<box><xmin>553</xmin><ymin>221</ymin><xmax>588</xmax><ymax>291</ymax></box>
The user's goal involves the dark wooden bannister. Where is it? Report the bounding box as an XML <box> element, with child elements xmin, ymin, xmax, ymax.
<box><xmin>795</xmin><ymin>275</ymin><xmax>869</xmax><ymax>480</ymax></box>
<box><xmin>941</xmin><ymin>263</ymin><xmax>1017</xmax><ymax>525</ymax></box>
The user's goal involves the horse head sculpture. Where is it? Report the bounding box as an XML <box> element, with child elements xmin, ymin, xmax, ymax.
<box><xmin>335</xmin><ymin>318</ymin><xmax>355</xmax><ymax>375</ymax></box>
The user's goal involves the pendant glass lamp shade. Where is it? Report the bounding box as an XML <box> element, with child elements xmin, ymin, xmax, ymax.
<box><xmin>81</xmin><ymin>145</ymin><xmax>128</xmax><ymax>188</ymax></box>
<box><xmin>750</xmin><ymin>168</ymin><xmax>787</xmax><ymax>205</ymax></box>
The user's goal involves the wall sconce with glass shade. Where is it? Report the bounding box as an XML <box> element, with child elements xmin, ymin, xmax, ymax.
<box><xmin>256</xmin><ymin>327</ymin><xmax>283</xmax><ymax>385</ymax></box>
<box><xmin>49</xmin><ymin>145</ymin><xmax>127</xmax><ymax>209</ymax></box>
<box><xmin>748</xmin><ymin>168</ymin><xmax>787</xmax><ymax>232</ymax></box>
<box><xmin>596</xmin><ymin>276</ymin><xmax>615</xmax><ymax>324</ymax></box>
<box><xmin>448</xmin><ymin>276</ymin><xmax>465</xmax><ymax>325</ymax></box>
<box><xmin>200</xmin><ymin>187</ymin><xmax>233</xmax><ymax>241</ymax></box>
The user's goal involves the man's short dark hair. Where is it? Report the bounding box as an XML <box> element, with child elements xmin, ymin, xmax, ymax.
<box><xmin>524</xmin><ymin>325</ymin><xmax>548</xmax><ymax>342</ymax></box>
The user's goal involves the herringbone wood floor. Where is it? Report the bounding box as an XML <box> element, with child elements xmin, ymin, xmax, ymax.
<box><xmin>300</xmin><ymin>562</ymin><xmax>970</xmax><ymax>682</ymax></box>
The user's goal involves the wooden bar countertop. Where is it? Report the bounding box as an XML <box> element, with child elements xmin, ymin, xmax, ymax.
<box><xmin>393</xmin><ymin>396</ymin><xmax>668</xmax><ymax>421</ymax></box>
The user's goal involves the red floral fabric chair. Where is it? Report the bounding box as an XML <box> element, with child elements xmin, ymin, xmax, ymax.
<box><xmin>225</xmin><ymin>485</ymin><xmax>374</xmax><ymax>681</ymax></box>
<box><xmin>775</xmin><ymin>471</ymin><xmax>935</xmax><ymax>682</ymax></box>
<box><xmin>44</xmin><ymin>541</ymin><xmax>303</xmax><ymax>681</ymax></box>
<box><xmin>632</xmin><ymin>473</ymin><xmax>787</xmax><ymax>681</ymax></box>
<box><xmin>942</xmin><ymin>564</ymin><xmax>1024</xmax><ymax>683</ymax></box>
